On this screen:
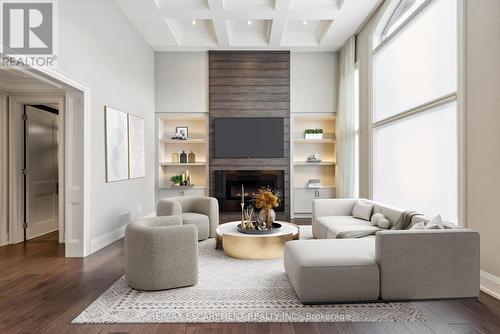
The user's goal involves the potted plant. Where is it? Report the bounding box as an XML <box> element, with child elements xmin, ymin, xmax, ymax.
<box><xmin>304</xmin><ymin>128</ymin><xmax>324</xmax><ymax>140</ymax></box>
<box><xmin>254</xmin><ymin>187</ymin><xmax>280</xmax><ymax>230</ymax></box>
<box><xmin>170</xmin><ymin>175</ymin><xmax>182</xmax><ymax>186</ymax></box>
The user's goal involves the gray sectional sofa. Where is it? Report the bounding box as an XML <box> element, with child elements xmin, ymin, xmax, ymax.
<box><xmin>284</xmin><ymin>198</ymin><xmax>480</xmax><ymax>303</ymax></box>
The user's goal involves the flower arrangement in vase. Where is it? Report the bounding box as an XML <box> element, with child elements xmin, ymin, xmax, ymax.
<box><xmin>254</xmin><ymin>187</ymin><xmax>280</xmax><ymax>230</ymax></box>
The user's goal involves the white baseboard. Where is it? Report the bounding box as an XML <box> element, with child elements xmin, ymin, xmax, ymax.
<box><xmin>88</xmin><ymin>212</ymin><xmax>156</xmax><ymax>255</ymax></box>
<box><xmin>65</xmin><ymin>240</ymin><xmax>85</xmax><ymax>257</ymax></box>
<box><xmin>480</xmin><ymin>270</ymin><xmax>500</xmax><ymax>300</ymax></box>
<box><xmin>28</xmin><ymin>227</ymin><xmax>59</xmax><ymax>241</ymax></box>
<box><xmin>90</xmin><ymin>225</ymin><xmax>126</xmax><ymax>254</ymax></box>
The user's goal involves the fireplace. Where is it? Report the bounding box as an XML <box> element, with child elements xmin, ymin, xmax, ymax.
<box><xmin>214</xmin><ymin>170</ymin><xmax>285</xmax><ymax>212</ymax></box>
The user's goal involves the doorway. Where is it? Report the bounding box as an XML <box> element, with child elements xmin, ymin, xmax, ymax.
<box><xmin>0</xmin><ymin>66</ymin><xmax>90</xmax><ymax>257</ymax></box>
<box><xmin>6</xmin><ymin>97</ymin><xmax>65</xmax><ymax>247</ymax></box>
<box><xmin>23</xmin><ymin>105</ymin><xmax>60</xmax><ymax>242</ymax></box>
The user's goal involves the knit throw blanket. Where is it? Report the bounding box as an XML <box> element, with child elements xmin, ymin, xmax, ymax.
<box><xmin>391</xmin><ymin>211</ymin><xmax>421</xmax><ymax>230</ymax></box>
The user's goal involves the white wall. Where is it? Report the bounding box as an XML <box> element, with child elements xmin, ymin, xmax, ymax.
<box><xmin>464</xmin><ymin>0</ymin><xmax>500</xmax><ymax>280</ymax></box>
<box><xmin>356</xmin><ymin>0</ymin><xmax>500</xmax><ymax>296</ymax></box>
<box><xmin>155</xmin><ymin>52</ymin><xmax>208</xmax><ymax>113</ymax></box>
<box><xmin>154</xmin><ymin>52</ymin><xmax>338</xmax><ymax>115</ymax></box>
<box><xmin>291</xmin><ymin>52</ymin><xmax>339</xmax><ymax>114</ymax></box>
<box><xmin>57</xmin><ymin>0</ymin><xmax>155</xmax><ymax>253</ymax></box>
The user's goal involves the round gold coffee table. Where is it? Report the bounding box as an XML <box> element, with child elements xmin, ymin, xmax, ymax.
<box><xmin>215</xmin><ymin>221</ymin><xmax>299</xmax><ymax>260</ymax></box>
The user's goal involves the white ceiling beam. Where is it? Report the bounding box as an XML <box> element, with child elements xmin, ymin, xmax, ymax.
<box><xmin>287</xmin><ymin>9</ymin><xmax>339</xmax><ymax>19</ymax></box>
<box><xmin>268</xmin><ymin>0</ymin><xmax>291</xmax><ymax>46</ymax></box>
<box><xmin>158</xmin><ymin>9</ymin><xmax>212</xmax><ymax>18</ymax></box>
<box><xmin>212</xmin><ymin>19</ymin><xmax>230</xmax><ymax>46</ymax></box>
<box><xmin>317</xmin><ymin>20</ymin><xmax>334</xmax><ymax>45</ymax></box>
<box><xmin>207</xmin><ymin>0</ymin><xmax>229</xmax><ymax>46</ymax></box>
<box><xmin>164</xmin><ymin>19</ymin><xmax>181</xmax><ymax>45</ymax></box>
<box><xmin>158</xmin><ymin>9</ymin><xmax>276</xmax><ymax>19</ymax></box>
<box><xmin>337</xmin><ymin>0</ymin><xmax>346</xmax><ymax>10</ymax></box>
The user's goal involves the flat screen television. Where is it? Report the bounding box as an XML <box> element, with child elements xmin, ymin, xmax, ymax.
<box><xmin>214</xmin><ymin>118</ymin><xmax>284</xmax><ymax>158</ymax></box>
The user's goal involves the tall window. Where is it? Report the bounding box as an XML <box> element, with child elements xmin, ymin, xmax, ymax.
<box><xmin>371</xmin><ymin>0</ymin><xmax>459</xmax><ymax>222</ymax></box>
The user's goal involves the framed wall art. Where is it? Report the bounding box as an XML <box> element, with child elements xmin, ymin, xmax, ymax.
<box><xmin>128</xmin><ymin>114</ymin><xmax>145</xmax><ymax>179</ymax></box>
<box><xmin>105</xmin><ymin>106</ymin><xmax>129</xmax><ymax>182</ymax></box>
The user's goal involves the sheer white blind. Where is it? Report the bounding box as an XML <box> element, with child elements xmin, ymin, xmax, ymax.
<box><xmin>373</xmin><ymin>102</ymin><xmax>458</xmax><ymax>222</ymax></box>
<box><xmin>373</xmin><ymin>0</ymin><xmax>457</xmax><ymax>122</ymax></box>
<box><xmin>372</xmin><ymin>0</ymin><xmax>459</xmax><ymax>223</ymax></box>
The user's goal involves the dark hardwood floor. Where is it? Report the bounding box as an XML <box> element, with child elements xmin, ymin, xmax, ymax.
<box><xmin>1</xmin><ymin>229</ymin><xmax>500</xmax><ymax>334</ymax></box>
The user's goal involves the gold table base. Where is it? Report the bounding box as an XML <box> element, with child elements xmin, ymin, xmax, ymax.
<box><xmin>216</xmin><ymin>222</ymin><xmax>299</xmax><ymax>260</ymax></box>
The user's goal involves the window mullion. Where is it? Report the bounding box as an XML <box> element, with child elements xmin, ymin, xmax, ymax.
<box><xmin>372</xmin><ymin>92</ymin><xmax>457</xmax><ymax>128</ymax></box>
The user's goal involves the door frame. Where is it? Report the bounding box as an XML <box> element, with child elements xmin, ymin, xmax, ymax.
<box><xmin>9</xmin><ymin>96</ymin><xmax>65</xmax><ymax>243</ymax></box>
<box><xmin>0</xmin><ymin>92</ymin><xmax>7</xmax><ymax>247</ymax></box>
<box><xmin>1</xmin><ymin>65</ymin><xmax>92</xmax><ymax>257</ymax></box>
<box><xmin>40</xmin><ymin>67</ymin><xmax>92</xmax><ymax>257</ymax></box>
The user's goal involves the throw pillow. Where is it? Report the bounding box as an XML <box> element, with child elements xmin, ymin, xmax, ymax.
<box><xmin>410</xmin><ymin>222</ymin><xmax>426</xmax><ymax>230</ymax></box>
<box><xmin>425</xmin><ymin>215</ymin><xmax>444</xmax><ymax>230</ymax></box>
<box><xmin>370</xmin><ymin>213</ymin><xmax>385</xmax><ymax>226</ymax></box>
<box><xmin>352</xmin><ymin>200</ymin><xmax>374</xmax><ymax>221</ymax></box>
<box><xmin>377</xmin><ymin>218</ymin><xmax>391</xmax><ymax>229</ymax></box>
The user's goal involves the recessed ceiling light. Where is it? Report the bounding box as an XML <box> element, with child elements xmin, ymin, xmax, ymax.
<box><xmin>302</xmin><ymin>20</ymin><xmax>308</xmax><ymax>25</ymax></box>
<box><xmin>247</xmin><ymin>20</ymin><xmax>252</xmax><ymax>25</ymax></box>
<box><xmin>192</xmin><ymin>20</ymin><xmax>197</xmax><ymax>25</ymax></box>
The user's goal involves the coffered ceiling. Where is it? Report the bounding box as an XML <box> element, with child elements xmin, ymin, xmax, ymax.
<box><xmin>115</xmin><ymin>0</ymin><xmax>381</xmax><ymax>51</ymax></box>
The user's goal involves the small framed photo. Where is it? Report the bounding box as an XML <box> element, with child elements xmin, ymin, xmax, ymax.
<box><xmin>175</xmin><ymin>126</ymin><xmax>189</xmax><ymax>140</ymax></box>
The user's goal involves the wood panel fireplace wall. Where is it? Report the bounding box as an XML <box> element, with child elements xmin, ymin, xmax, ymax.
<box><xmin>208</xmin><ymin>51</ymin><xmax>291</xmax><ymax>221</ymax></box>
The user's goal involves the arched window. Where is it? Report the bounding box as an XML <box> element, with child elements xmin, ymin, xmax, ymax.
<box><xmin>370</xmin><ymin>0</ymin><xmax>460</xmax><ymax>223</ymax></box>
<box><xmin>380</xmin><ymin>0</ymin><xmax>426</xmax><ymax>42</ymax></box>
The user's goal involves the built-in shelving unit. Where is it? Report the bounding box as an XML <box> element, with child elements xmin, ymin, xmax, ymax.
<box><xmin>291</xmin><ymin>113</ymin><xmax>337</xmax><ymax>218</ymax></box>
<box><xmin>156</xmin><ymin>113</ymin><xmax>209</xmax><ymax>201</ymax></box>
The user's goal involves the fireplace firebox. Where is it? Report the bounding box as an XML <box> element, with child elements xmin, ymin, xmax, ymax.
<box><xmin>214</xmin><ymin>170</ymin><xmax>285</xmax><ymax>212</ymax></box>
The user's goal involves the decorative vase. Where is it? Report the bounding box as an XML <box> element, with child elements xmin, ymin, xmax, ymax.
<box><xmin>188</xmin><ymin>151</ymin><xmax>196</xmax><ymax>163</ymax></box>
<box><xmin>258</xmin><ymin>208</ymin><xmax>276</xmax><ymax>230</ymax></box>
<box><xmin>171</xmin><ymin>152</ymin><xmax>179</xmax><ymax>163</ymax></box>
<box><xmin>180</xmin><ymin>150</ymin><xmax>187</xmax><ymax>163</ymax></box>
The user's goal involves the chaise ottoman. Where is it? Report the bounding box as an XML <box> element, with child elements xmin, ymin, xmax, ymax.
<box><xmin>283</xmin><ymin>238</ymin><xmax>380</xmax><ymax>303</ymax></box>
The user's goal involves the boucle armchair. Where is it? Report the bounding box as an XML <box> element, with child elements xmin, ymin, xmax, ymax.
<box><xmin>125</xmin><ymin>216</ymin><xmax>198</xmax><ymax>291</ymax></box>
<box><xmin>157</xmin><ymin>196</ymin><xmax>219</xmax><ymax>241</ymax></box>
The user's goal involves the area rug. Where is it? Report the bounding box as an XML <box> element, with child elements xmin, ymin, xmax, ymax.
<box><xmin>73</xmin><ymin>226</ymin><xmax>428</xmax><ymax>323</ymax></box>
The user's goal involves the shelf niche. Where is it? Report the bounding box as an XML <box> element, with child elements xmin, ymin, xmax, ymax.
<box><xmin>291</xmin><ymin>113</ymin><xmax>337</xmax><ymax>217</ymax></box>
<box><xmin>157</xmin><ymin>113</ymin><xmax>209</xmax><ymax>199</ymax></box>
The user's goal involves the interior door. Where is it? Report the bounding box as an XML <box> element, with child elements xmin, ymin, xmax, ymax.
<box><xmin>25</xmin><ymin>105</ymin><xmax>59</xmax><ymax>240</ymax></box>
